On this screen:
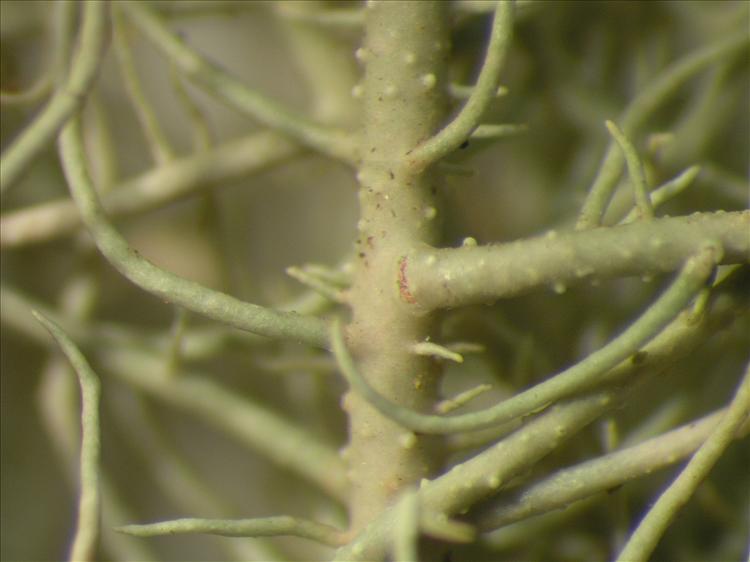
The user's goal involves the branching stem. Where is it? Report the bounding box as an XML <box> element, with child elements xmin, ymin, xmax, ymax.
<box><xmin>1</xmin><ymin>131</ymin><xmax>300</xmax><ymax>248</ymax></box>
<box><xmin>117</xmin><ymin>516</ymin><xmax>346</xmax><ymax>547</ymax></box>
<box><xmin>333</xmin><ymin>244</ymin><xmax>721</xmax><ymax>434</ymax></box>
<box><xmin>404</xmin><ymin>211</ymin><xmax>748</xmax><ymax>311</ymax></box>
<box><xmin>0</xmin><ymin>0</ymin><xmax>109</xmax><ymax>195</ymax></box>
<box><xmin>58</xmin><ymin>118</ymin><xmax>328</xmax><ymax>348</ymax></box>
<box><xmin>605</xmin><ymin>120</ymin><xmax>653</xmax><ymax>221</ymax></box>
<box><xmin>119</xmin><ymin>0</ymin><xmax>357</xmax><ymax>163</ymax></box>
<box><xmin>615</xmin><ymin>363</ymin><xmax>750</xmax><ymax>562</ymax></box>
<box><xmin>577</xmin><ymin>30</ymin><xmax>748</xmax><ymax>229</ymax></box>
<box><xmin>407</xmin><ymin>1</ymin><xmax>513</xmax><ymax>169</ymax></box>
<box><xmin>475</xmin><ymin>406</ymin><xmax>749</xmax><ymax>530</ymax></box>
<box><xmin>32</xmin><ymin>312</ymin><xmax>101</xmax><ymax>562</ymax></box>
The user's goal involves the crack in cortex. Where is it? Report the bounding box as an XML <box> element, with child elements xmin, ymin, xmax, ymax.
<box><xmin>398</xmin><ymin>256</ymin><xmax>416</xmax><ymax>304</ymax></box>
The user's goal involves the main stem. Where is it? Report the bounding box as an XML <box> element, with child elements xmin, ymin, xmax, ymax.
<box><xmin>344</xmin><ymin>1</ymin><xmax>449</xmax><ymax>532</ymax></box>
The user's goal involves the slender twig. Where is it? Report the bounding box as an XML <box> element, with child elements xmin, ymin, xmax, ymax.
<box><xmin>32</xmin><ymin>312</ymin><xmax>101</xmax><ymax>562</ymax></box>
<box><xmin>334</xmin><ymin>387</ymin><xmax>623</xmax><ymax>562</ymax></box>
<box><xmin>1</xmin><ymin>131</ymin><xmax>300</xmax><ymax>249</ymax></box>
<box><xmin>576</xmin><ymin>30</ymin><xmax>748</xmax><ymax>229</ymax></box>
<box><xmin>470</xmin><ymin>123</ymin><xmax>527</xmax><ymax>140</ymax></box>
<box><xmin>393</xmin><ymin>489</ymin><xmax>420</xmax><ymax>562</ymax></box>
<box><xmin>58</xmin><ymin>117</ymin><xmax>329</xmax><ymax>348</ymax></box>
<box><xmin>448</xmin><ymin>83</ymin><xmax>507</xmax><ymax>99</ymax></box>
<box><xmin>117</xmin><ymin>516</ymin><xmax>347</xmax><ymax>547</ymax></box>
<box><xmin>334</xmin><ymin>268</ymin><xmax>749</xmax><ymax>561</ymax></box>
<box><xmin>105</xmin><ymin>376</ymin><xmax>267</xmax><ymax>561</ymax></box>
<box><xmin>475</xmin><ymin>407</ymin><xmax>747</xmax><ymax>529</ymax></box>
<box><xmin>119</xmin><ymin>0</ymin><xmax>357</xmax><ymax>163</ymax></box>
<box><xmin>615</xmin><ymin>364</ymin><xmax>750</xmax><ymax>562</ymax></box>
<box><xmin>412</xmin><ymin>341</ymin><xmax>464</xmax><ymax>363</ymax></box>
<box><xmin>605</xmin><ymin>120</ymin><xmax>654</xmax><ymax>221</ymax></box>
<box><xmin>0</xmin><ymin>288</ymin><xmax>348</xmax><ymax>502</ymax></box>
<box><xmin>0</xmin><ymin>0</ymin><xmax>109</xmax><ymax>195</ymax></box>
<box><xmin>615</xmin><ymin>165</ymin><xmax>701</xmax><ymax>225</ymax></box>
<box><xmin>407</xmin><ymin>1</ymin><xmax>513</xmax><ymax>169</ymax></box>
<box><xmin>436</xmin><ymin>384</ymin><xmax>493</xmax><ymax>414</ymax></box>
<box><xmin>286</xmin><ymin>266</ymin><xmax>347</xmax><ymax>304</ymax></box>
<box><xmin>112</xmin><ymin>8</ymin><xmax>175</xmax><ymax>164</ymax></box>
<box><xmin>332</xmin><ymin>244</ymin><xmax>721</xmax><ymax>434</ymax></box>
<box><xmin>403</xmin><ymin>211</ymin><xmax>748</xmax><ymax>311</ymax></box>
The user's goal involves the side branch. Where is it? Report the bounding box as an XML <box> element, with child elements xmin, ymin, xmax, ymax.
<box><xmin>1</xmin><ymin>131</ymin><xmax>300</xmax><ymax>248</ymax></box>
<box><xmin>117</xmin><ymin>516</ymin><xmax>346</xmax><ymax>547</ymax></box>
<box><xmin>333</xmin><ymin>245</ymin><xmax>720</xmax><ymax>434</ymax></box>
<box><xmin>404</xmin><ymin>211</ymin><xmax>748</xmax><ymax>311</ymax></box>
<box><xmin>119</xmin><ymin>1</ymin><xmax>357</xmax><ymax>163</ymax></box>
<box><xmin>474</xmin><ymin>407</ymin><xmax>749</xmax><ymax>530</ymax></box>
<box><xmin>0</xmin><ymin>0</ymin><xmax>109</xmax><ymax>195</ymax></box>
<box><xmin>334</xmin><ymin>270</ymin><xmax>748</xmax><ymax>560</ymax></box>
<box><xmin>407</xmin><ymin>1</ymin><xmax>513</xmax><ymax>169</ymax></box>
<box><xmin>33</xmin><ymin>312</ymin><xmax>102</xmax><ymax>562</ymax></box>
<box><xmin>4</xmin><ymin>298</ymin><xmax>348</xmax><ymax>502</ymax></box>
<box><xmin>576</xmin><ymin>30</ymin><xmax>748</xmax><ymax>228</ymax></box>
<box><xmin>58</xmin><ymin>118</ymin><xmax>329</xmax><ymax>348</ymax></box>
<box><xmin>615</xmin><ymin>364</ymin><xmax>750</xmax><ymax>562</ymax></box>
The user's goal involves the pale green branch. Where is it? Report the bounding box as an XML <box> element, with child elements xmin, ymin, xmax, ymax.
<box><xmin>1</xmin><ymin>131</ymin><xmax>300</xmax><ymax>249</ymax></box>
<box><xmin>470</xmin><ymin>123</ymin><xmax>527</xmax><ymax>140</ymax></box>
<box><xmin>436</xmin><ymin>384</ymin><xmax>493</xmax><ymax>414</ymax></box>
<box><xmin>420</xmin><ymin>513</ymin><xmax>476</xmax><ymax>544</ymax></box>
<box><xmin>335</xmin><ymin>388</ymin><xmax>620</xmax><ymax>562</ymax></box>
<box><xmin>299</xmin><ymin>263</ymin><xmax>352</xmax><ymax>287</ymax></box>
<box><xmin>0</xmin><ymin>283</ymin><xmax>267</xmax><ymax>358</ymax></box>
<box><xmin>615</xmin><ymin>364</ymin><xmax>750</xmax><ymax>562</ymax></box>
<box><xmin>286</xmin><ymin>266</ymin><xmax>347</xmax><ymax>304</ymax></box>
<box><xmin>475</xmin><ymin>407</ymin><xmax>747</xmax><ymax>530</ymax></box>
<box><xmin>333</xmin><ymin>245</ymin><xmax>720</xmax><ymax>434</ymax></box>
<box><xmin>58</xmin><ymin>118</ymin><xmax>328</xmax><ymax>348</ymax></box>
<box><xmin>412</xmin><ymin>341</ymin><xmax>464</xmax><ymax>363</ymax></box>
<box><xmin>393</xmin><ymin>489</ymin><xmax>420</xmax><ymax>562</ymax></box>
<box><xmin>117</xmin><ymin>516</ymin><xmax>346</xmax><ymax>547</ymax></box>
<box><xmin>119</xmin><ymin>0</ymin><xmax>357</xmax><ymax>163</ymax></box>
<box><xmin>605</xmin><ymin>120</ymin><xmax>654</xmax><ymax>221</ymax></box>
<box><xmin>0</xmin><ymin>0</ymin><xmax>109</xmax><ymax>195</ymax></box>
<box><xmin>113</xmin><ymin>8</ymin><xmax>176</xmax><ymax>164</ymax></box>
<box><xmin>576</xmin><ymin>30</ymin><xmax>749</xmax><ymax>229</ymax></box>
<box><xmin>448</xmin><ymin>83</ymin><xmax>507</xmax><ymax>100</ymax></box>
<box><xmin>32</xmin><ymin>312</ymin><xmax>101</xmax><ymax>562</ymax></box>
<box><xmin>407</xmin><ymin>1</ymin><xmax>513</xmax><ymax>168</ymax></box>
<box><xmin>404</xmin><ymin>211</ymin><xmax>748</xmax><ymax>311</ymax></box>
<box><xmin>334</xmin><ymin>268</ymin><xmax>748</xmax><ymax>561</ymax></box>
<box><xmin>1</xmin><ymin>289</ymin><xmax>347</xmax><ymax>502</ymax></box>
<box><xmin>613</xmin><ymin>165</ymin><xmax>701</xmax><ymax>225</ymax></box>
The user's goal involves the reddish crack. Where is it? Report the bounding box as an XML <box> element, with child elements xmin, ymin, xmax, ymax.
<box><xmin>398</xmin><ymin>256</ymin><xmax>416</xmax><ymax>304</ymax></box>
